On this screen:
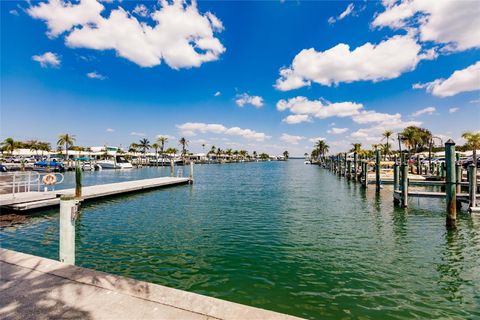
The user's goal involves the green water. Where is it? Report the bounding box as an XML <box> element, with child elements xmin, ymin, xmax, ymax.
<box><xmin>1</xmin><ymin>160</ymin><xmax>479</xmax><ymax>319</ymax></box>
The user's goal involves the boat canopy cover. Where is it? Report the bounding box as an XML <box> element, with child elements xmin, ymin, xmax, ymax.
<box><xmin>34</xmin><ymin>161</ymin><xmax>64</xmax><ymax>167</ymax></box>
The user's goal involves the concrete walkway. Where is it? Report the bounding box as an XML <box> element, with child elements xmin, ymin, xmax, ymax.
<box><xmin>0</xmin><ymin>249</ymin><xmax>302</xmax><ymax>320</ymax></box>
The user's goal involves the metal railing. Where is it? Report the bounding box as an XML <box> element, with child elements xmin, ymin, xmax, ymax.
<box><xmin>0</xmin><ymin>172</ymin><xmax>64</xmax><ymax>194</ymax></box>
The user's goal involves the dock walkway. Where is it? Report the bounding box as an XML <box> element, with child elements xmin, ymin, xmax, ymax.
<box><xmin>0</xmin><ymin>249</ymin><xmax>300</xmax><ymax>320</ymax></box>
<box><xmin>0</xmin><ymin>177</ymin><xmax>190</xmax><ymax>211</ymax></box>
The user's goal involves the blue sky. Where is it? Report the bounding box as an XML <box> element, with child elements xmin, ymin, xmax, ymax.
<box><xmin>1</xmin><ymin>0</ymin><xmax>479</xmax><ymax>156</ymax></box>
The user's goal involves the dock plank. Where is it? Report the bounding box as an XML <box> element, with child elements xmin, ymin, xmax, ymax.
<box><xmin>1</xmin><ymin>177</ymin><xmax>190</xmax><ymax>211</ymax></box>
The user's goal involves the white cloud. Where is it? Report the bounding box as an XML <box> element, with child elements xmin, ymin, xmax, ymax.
<box><xmin>350</xmin><ymin>119</ymin><xmax>421</xmax><ymax>141</ymax></box>
<box><xmin>275</xmin><ymin>34</ymin><xmax>427</xmax><ymax>90</ymax></box>
<box><xmin>28</xmin><ymin>0</ymin><xmax>225</xmax><ymax>69</ymax></box>
<box><xmin>328</xmin><ymin>127</ymin><xmax>349</xmax><ymax>134</ymax></box>
<box><xmin>282</xmin><ymin>114</ymin><xmax>312</xmax><ymax>124</ymax></box>
<box><xmin>9</xmin><ymin>9</ymin><xmax>19</xmax><ymax>16</ymax></box>
<box><xmin>372</xmin><ymin>0</ymin><xmax>480</xmax><ymax>52</ymax></box>
<box><xmin>411</xmin><ymin>106</ymin><xmax>436</xmax><ymax>117</ymax></box>
<box><xmin>214</xmin><ymin>91</ymin><xmax>221</xmax><ymax>97</ymax></box>
<box><xmin>235</xmin><ymin>93</ymin><xmax>264</xmax><ymax>108</ymax></box>
<box><xmin>106</xmin><ymin>128</ymin><xmax>114</xmax><ymax>132</ymax></box>
<box><xmin>280</xmin><ymin>133</ymin><xmax>305</xmax><ymax>145</ymax></box>
<box><xmin>351</xmin><ymin>110</ymin><xmax>401</xmax><ymax>124</ymax></box>
<box><xmin>328</xmin><ymin>3</ymin><xmax>354</xmax><ymax>24</ymax></box>
<box><xmin>470</xmin><ymin>99</ymin><xmax>480</xmax><ymax>104</ymax></box>
<box><xmin>32</xmin><ymin>51</ymin><xmax>61</xmax><ymax>68</ymax></box>
<box><xmin>176</xmin><ymin>122</ymin><xmax>270</xmax><ymax>141</ymax></box>
<box><xmin>309</xmin><ymin>136</ymin><xmax>325</xmax><ymax>143</ymax></box>
<box><xmin>448</xmin><ymin>107</ymin><xmax>459</xmax><ymax>113</ymax></box>
<box><xmin>86</xmin><ymin>71</ymin><xmax>106</xmax><ymax>80</ymax></box>
<box><xmin>413</xmin><ymin>61</ymin><xmax>480</xmax><ymax>97</ymax></box>
<box><xmin>132</xmin><ymin>4</ymin><xmax>149</xmax><ymax>17</ymax></box>
<box><xmin>130</xmin><ymin>131</ymin><xmax>146</xmax><ymax>136</ymax></box>
<box><xmin>277</xmin><ymin>96</ymin><xmax>363</xmax><ymax>121</ymax></box>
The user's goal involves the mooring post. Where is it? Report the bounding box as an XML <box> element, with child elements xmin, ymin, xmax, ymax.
<box><xmin>362</xmin><ymin>161</ymin><xmax>368</xmax><ymax>188</ymax></box>
<box><xmin>189</xmin><ymin>161</ymin><xmax>194</xmax><ymax>182</ymax></box>
<box><xmin>75</xmin><ymin>163</ymin><xmax>82</xmax><ymax>199</ymax></box>
<box><xmin>375</xmin><ymin>149</ymin><xmax>381</xmax><ymax>192</ymax></box>
<box><xmin>393</xmin><ymin>158</ymin><xmax>400</xmax><ymax>205</ymax></box>
<box><xmin>353</xmin><ymin>152</ymin><xmax>358</xmax><ymax>182</ymax></box>
<box><xmin>343</xmin><ymin>153</ymin><xmax>347</xmax><ymax>177</ymax></box>
<box><xmin>347</xmin><ymin>160</ymin><xmax>351</xmax><ymax>180</ymax></box>
<box><xmin>401</xmin><ymin>153</ymin><xmax>408</xmax><ymax>208</ymax></box>
<box><xmin>416</xmin><ymin>154</ymin><xmax>421</xmax><ymax>175</ymax></box>
<box><xmin>445</xmin><ymin>140</ymin><xmax>457</xmax><ymax>229</ymax></box>
<box><xmin>170</xmin><ymin>159</ymin><xmax>174</xmax><ymax>177</ymax></box>
<box><xmin>455</xmin><ymin>153</ymin><xmax>462</xmax><ymax>194</ymax></box>
<box><xmin>468</xmin><ymin>164</ymin><xmax>477</xmax><ymax>210</ymax></box>
<box><xmin>59</xmin><ymin>195</ymin><xmax>77</xmax><ymax>265</ymax></box>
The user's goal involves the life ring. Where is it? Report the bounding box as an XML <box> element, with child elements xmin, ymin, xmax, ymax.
<box><xmin>42</xmin><ymin>174</ymin><xmax>57</xmax><ymax>185</ymax></box>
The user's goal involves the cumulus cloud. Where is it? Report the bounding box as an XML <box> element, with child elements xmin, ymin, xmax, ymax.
<box><xmin>235</xmin><ymin>93</ymin><xmax>264</xmax><ymax>108</ymax></box>
<box><xmin>328</xmin><ymin>127</ymin><xmax>349</xmax><ymax>134</ymax></box>
<box><xmin>411</xmin><ymin>106</ymin><xmax>436</xmax><ymax>117</ymax></box>
<box><xmin>372</xmin><ymin>0</ymin><xmax>480</xmax><ymax>52</ymax></box>
<box><xmin>277</xmin><ymin>96</ymin><xmax>363</xmax><ymax>123</ymax></box>
<box><xmin>282</xmin><ymin>114</ymin><xmax>312</xmax><ymax>124</ymax></box>
<box><xmin>214</xmin><ymin>91</ymin><xmax>221</xmax><ymax>97</ymax></box>
<box><xmin>280</xmin><ymin>133</ymin><xmax>305</xmax><ymax>145</ymax></box>
<box><xmin>350</xmin><ymin>119</ymin><xmax>421</xmax><ymax>141</ymax></box>
<box><xmin>86</xmin><ymin>71</ymin><xmax>106</xmax><ymax>80</ymax></box>
<box><xmin>176</xmin><ymin>122</ymin><xmax>270</xmax><ymax>141</ymax></box>
<box><xmin>28</xmin><ymin>0</ymin><xmax>225</xmax><ymax>69</ymax></box>
<box><xmin>328</xmin><ymin>3</ymin><xmax>354</xmax><ymax>24</ymax></box>
<box><xmin>106</xmin><ymin>128</ymin><xmax>114</xmax><ymax>132</ymax></box>
<box><xmin>413</xmin><ymin>61</ymin><xmax>480</xmax><ymax>97</ymax></box>
<box><xmin>448</xmin><ymin>107</ymin><xmax>459</xmax><ymax>113</ymax></box>
<box><xmin>351</xmin><ymin>110</ymin><xmax>401</xmax><ymax>124</ymax></box>
<box><xmin>275</xmin><ymin>34</ymin><xmax>429</xmax><ymax>90</ymax></box>
<box><xmin>32</xmin><ymin>51</ymin><xmax>61</xmax><ymax>68</ymax></box>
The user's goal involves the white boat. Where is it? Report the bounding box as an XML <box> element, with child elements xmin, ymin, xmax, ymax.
<box><xmin>304</xmin><ymin>160</ymin><xmax>311</xmax><ymax>164</ymax></box>
<box><xmin>81</xmin><ymin>162</ymin><xmax>95</xmax><ymax>171</ymax></box>
<box><xmin>97</xmin><ymin>156</ymin><xmax>133</xmax><ymax>169</ymax></box>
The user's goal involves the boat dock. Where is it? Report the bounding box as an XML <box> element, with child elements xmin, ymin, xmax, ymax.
<box><xmin>0</xmin><ymin>177</ymin><xmax>191</xmax><ymax>211</ymax></box>
<box><xmin>0</xmin><ymin>249</ymin><xmax>301</xmax><ymax>320</ymax></box>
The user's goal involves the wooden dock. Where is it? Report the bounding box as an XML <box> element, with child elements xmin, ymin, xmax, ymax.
<box><xmin>0</xmin><ymin>177</ymin><xmax>190</xmax><ymax>211</ymax></box>
<box><xmin>0</xmin><ymin>249</ymin><xmax>301</xmax><ymax>320</ymax></box>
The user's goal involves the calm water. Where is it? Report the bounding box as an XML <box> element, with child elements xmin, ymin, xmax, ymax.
<box><xmin>1</xmin><ymin>160</ymin><xmax>479</xmax><ymax>319</ymax></box>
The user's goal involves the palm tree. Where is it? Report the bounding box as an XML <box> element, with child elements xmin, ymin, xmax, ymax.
<box><xmin>253</xmin><ymin>151</ymin><xmax>257</xmax><ymax>159</ymax></box>
<box><xmin>138</xmin><ymin>138</ymin><xmax>151</xmax><ymax>155</ymax></box>
<box><xmin>400</xmin><ymin>126</ymin><xmax>432</xmax><ymax>153</ymax></box>
<box><xmin>350</xmin><ymin>143</ymin><xmax>362</xmax><ymax>153</ymax></box>
<box><xmin>382</xmin><ymin>130</ymin><xmax>394</xmax><ymax>160</ymax></box>
<box><xmin>27</xmin><ymin>140</ymin><xmax>40</xmax><ymax>155</ymax></box>
<box><xmin>462</xmin><ymin>131</ymin><xmax>480</xmax><ymax>167</ymax></box>
<box><xmin>151</xmin><ymin>143</ymin><xmax>160</xmax><ymax>165</ymax></box>
<box><xmin>1</xmin><ymin>138</ymin><xmax>18</xmax><ymax>155</ymax></box>
<box><xmin>57</xmin><ymin>133</ymin><xmax>76</xmax><ymax>161</ymax></box>
<box><xmin>314</xmin><ymin>140</ymin><xmax>329</xmax><ymax>162</ymax></box>
<box><xmin>179</xmin><ymin>137</ymin><xmax>188</xmax><ymax>159</ymax></box>
<box><xmin>283</xmin><ymin>150</ymin><xmax>289</xmax><ymax>159</ymax></box>
<box><xmin>128</xmin><ymin>143</ymin><xmax>139</xmax><ymax>153</ymax></box>
<box><xmin>156</xmin><ymin>136</ymin><xmax>168</xmax><ymax>158</ymax></box>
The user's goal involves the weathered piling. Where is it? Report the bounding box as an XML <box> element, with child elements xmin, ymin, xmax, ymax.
<box><xmin>469</xmin><ymin>165</ymin><xmax>477</xmax><ymax>211</ymax></box>
<box><xmin>353</xmin><ymin>152</ymin><xmax>358</xmax><ymax>182</ymax></box>
<box><xmin>59</xmin><ymin>195</ymin><xmax>77</xmax><ymax>265</ymax></box>
<box><xmin>170</xmin><ymin>159</ymin><xmax>174</xmax><ymax>177</ymax></box>
<box><xmin>344</xmin><ymin>153</ymin><xmax>348</xmax><ymax>177</ymax></box>
<box><xmin>445</xmin><ymin>140</ymin><xmax>456</xmax><ymax>229</ymax></box>
<box><xmin>347</xmin><ymin>160</ymin><xmax>352</xmax><ymax>180</ymax></box>
<box><xmin>189</xmin><ymin>161</ymin><xmax>194</xmax><ymax>183</ymax></box>
<box><xmin>375</xmin><ymin>149</ymin><xmax>381</xmax><ymax>192</ymax></box>
<box><xmin>362</xmin><ymin>161</ymin><xmax>368</xmax><ymax>188</ymax></box>
<box><xmin>401</xmin><ymin>154</ymin><xmax>408</xmax><ymax>208</ymax></box>
<box><xmin>393</xmin><ymin>160</ymin><xmax>400</xmax><ymax>205</ymax></box>
<box><xmin>455</xmin><ymin>154</ymin><xmax>462</xmax><ymax>194</ymax></box>
<box><xmin>75</xmin><ymin>163</ymin><xmax>82</xmax><ymax>199</ymax></box>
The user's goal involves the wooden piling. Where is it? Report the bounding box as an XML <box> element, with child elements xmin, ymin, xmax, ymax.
<box><xmin>393</xmin><ymin>160</ymin><xmax>400</xmax><ymax>205</ymax></box>
<box><xmin>445</xmin><ymin>140</ymin><xmax>456</xmax><ymax>229</ymax></box>
<box><xmin>469</xmin><ymin>165</ymin><xmax>477</xmax><ymax>211</ymax></box>
<box><xmin>59</xmin><ymin>195</ymin><xmax>77</xmax><ymax>265</ymax></box>
<box><xmin>401</xmin><ymin>153</ymin><xmax>408</xmax><ymax>208</ymax></box>
<box><xmin>75</xmin><ymin>163</ymin><xmax>82</xmax><ymax>199</ymax></box>
<box><xmin>353</xmin><ymin>152</ymin><xmax>358</xmax><ymax>182</ymax></box>
<box><xmin>375</xmin><ymin>149</ymin><xmax>381</xmax><ymax>192</ymax></box>
<box><xmin>170</xmin><ymin>159</ymin><xmax>174</xmax><ymax>177</ymax></box>
<box><xmin>455</xmin><ymin>153</ymin><xmax>461</xmax><ymax>194</ymax></box>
